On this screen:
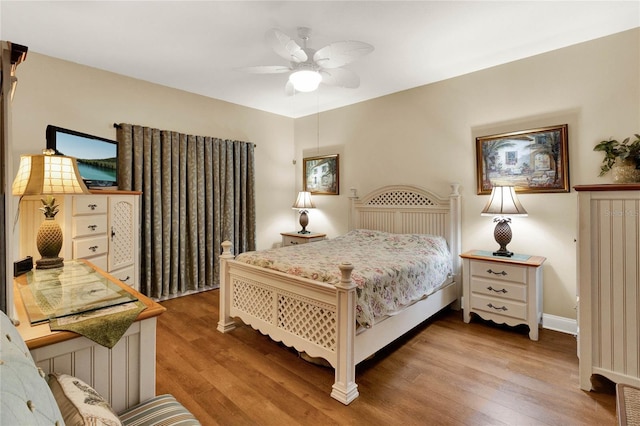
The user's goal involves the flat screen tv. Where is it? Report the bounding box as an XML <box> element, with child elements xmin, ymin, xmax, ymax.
<box><xmin>46</xmin><ymin>125</ymin><xmax>118</xmax><ymax>188</ymax></box>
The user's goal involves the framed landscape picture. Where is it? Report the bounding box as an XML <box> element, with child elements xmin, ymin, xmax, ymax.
<box><xmin>476</xmin><ymin>124</ymin><xmax>569</xmax><ymax>194</ymax></box>
<box><xmin>303</xmin><ymin>154</ymin><xmax>339</xmax><ymax>195</ymax></box>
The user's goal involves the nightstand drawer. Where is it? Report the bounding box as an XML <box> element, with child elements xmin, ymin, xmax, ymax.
<box><xmin>470</xmin><ymin>260</ymin><xmax>527</xmax><ymax>284</ymax></box>
<box><xmin>73</xmin><ymin>236</ymin><xmax>108</xmax><ymax>258</ymax></box>
<box><xmin>471</xmin><ymin>294</ymin><xmax>527</xmax><ymax>320</ymax></box>
<box><xmin>283</xmin><ymin>235</ymin><xmax>324</xmax><ymax>246</ymax></box>
<box><xmin>470</xmin><ymin>278</ymin><xmax>526</xmax><ymax>302</ymax></box>
<box><xmin>281</xmin><ymin>232</ymin><xmax>326</xmax><ymax>247</ymax></box>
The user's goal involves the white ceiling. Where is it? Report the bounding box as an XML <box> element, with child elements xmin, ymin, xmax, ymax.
<box><xmin>1</xmin><ymin>1</ymin><xmax>639</xmax><ymax>118</ymax></box>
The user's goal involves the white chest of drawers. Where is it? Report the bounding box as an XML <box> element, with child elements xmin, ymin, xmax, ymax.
<box><xmin>460</xmin><ymin>250</ymin><xmax>545</xmax><ymax>340</ymax></box>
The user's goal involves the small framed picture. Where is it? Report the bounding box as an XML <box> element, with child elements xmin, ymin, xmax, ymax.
<box><xmin>303</xmin><ymin>154</ymin><xmax>339</xmax><ymax>195</ymax></box>
<box><xmin>476</xmin><ymin>124</ymin><xmax>569</xmax><ymax>194</ymax></box>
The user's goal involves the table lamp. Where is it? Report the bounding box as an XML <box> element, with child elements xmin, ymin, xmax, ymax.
<box><xmin>292</xmin><ymin>191</ymin><xmax>315</xmax><ymax>234</ymax></box>
<box><xmin>481</xmin><ymin>185</ymin><xmax>527</xmax><ymax>257</ymax></box>
<box><xmin>12</xmin><ymin>149</ymin><xmax>90</xmax><ymax>269</ymax></box>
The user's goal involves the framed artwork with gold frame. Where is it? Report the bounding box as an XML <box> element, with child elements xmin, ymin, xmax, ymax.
<box><xmin>303</xmin><ymin>154</ymin><xmax>339</xmax><ymax>195</ymax></box>
<box><xmin>476</xmin><ymin>124</ymin><xmax>569</xmax><ymax>194</ymax></box>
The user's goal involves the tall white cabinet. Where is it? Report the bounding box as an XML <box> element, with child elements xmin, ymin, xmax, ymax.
<box><xmin>20</xmin><ymin>190</ymin><xmax>141</xmax><ymax>291</ymax></box>
<box><xmin>575</xmin><ymin>184</ymin><xmax>640</xmax><ymax>391</ymax></box>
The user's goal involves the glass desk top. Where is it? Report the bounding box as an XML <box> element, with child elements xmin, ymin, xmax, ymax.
<box><xmin>17</xmin><ymin>260</ymin><xmax>138</xmax><ymax>325</ymax></box>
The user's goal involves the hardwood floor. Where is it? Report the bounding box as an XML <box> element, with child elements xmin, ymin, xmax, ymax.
<box><xmin>155</xmin><ymin>290</ymin><xmax>617</xmax><ymax>425</ymax></box>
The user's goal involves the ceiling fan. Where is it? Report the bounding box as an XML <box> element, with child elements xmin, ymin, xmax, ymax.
<box><xmin>240</xmin><ymin>27</ymin><xmax>374</xmax><ymax>95</ymax></box>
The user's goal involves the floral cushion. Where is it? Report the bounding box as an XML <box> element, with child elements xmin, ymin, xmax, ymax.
<box><xmin>48</xmin><ymin>372</ymin><xmax>121</xmax><ymax>426</ymax></box>
<box><xmin>0</xmin><ymin>310</ymin><xmax>64</xmax><ymax>425</ymax></box>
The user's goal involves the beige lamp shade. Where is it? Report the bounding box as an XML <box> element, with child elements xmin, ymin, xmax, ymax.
<box><xmin>292</xmin><ymin>191</ymin><xmax>315</xmax><ymax>210</ymax></box>
<box><xmin>481</xmin><ymin>186</ymin><xmax>528</xmax><ymax>217</ymax></box>
<box><xmin>12</xmin><ymin>153</ymin><xmax>89</xmax><ymax>196</ymax></box>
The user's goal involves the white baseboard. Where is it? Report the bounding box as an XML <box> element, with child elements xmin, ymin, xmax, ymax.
<box><xmin>542</xmin><ymin>313</ymin><xmax>577</xmax><ymax>335</ymax></box>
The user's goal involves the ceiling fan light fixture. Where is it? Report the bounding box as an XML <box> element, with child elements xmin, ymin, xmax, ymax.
<box><xmin>289</xmin><ymin>69</ymin><xmax>322</xmax><ymax>92</ymax></box>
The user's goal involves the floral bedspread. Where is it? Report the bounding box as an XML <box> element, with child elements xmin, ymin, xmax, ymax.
<box><xmin>235</xmin><ymin>229</ymin><xmax>453</xmax><ymax>328</ymax></box>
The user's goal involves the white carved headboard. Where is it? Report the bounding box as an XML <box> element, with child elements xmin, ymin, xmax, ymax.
<box><xmin>350</xmin><ymin>184</ymin><xmax>461</xmax><ymax>275</ymax></box>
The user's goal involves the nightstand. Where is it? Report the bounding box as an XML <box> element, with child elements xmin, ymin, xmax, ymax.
<box><xmin>460</xmin><ymin>250</ymin><xmax>545</xmax><ymax>340</ymax></box>
<box><xmin>281</xmin><ymin>231</ymin><xmax>326</xmax><ymax>247</ymax></box>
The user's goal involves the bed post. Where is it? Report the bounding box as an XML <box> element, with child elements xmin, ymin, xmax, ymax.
<box><xmin>217</xmin><ymin>240</ymin><xmax>236</xmax><ymax>333</ymax></box>
<box><xmin>449</xmin><ymin>183</ymin><xmax>462</xmax><ymax>310</ymax></box>
<box><xmin>331</xmin><ymin>262</ymin><xmax>359</xmax><ymax>405</ymax></box>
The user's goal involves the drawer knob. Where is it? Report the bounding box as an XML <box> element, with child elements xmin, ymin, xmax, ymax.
<box><xmin>290</xmin><ymin>241</ymin><xmax>298</xmax><ymax>245</ymax></box>
<box><xmin>487</xmin><ymin>303</ymin><xmax>508</xmax><ymax>311</ymax></box>
<box><xmin>120</xmin><ymin>275</ymin><xmax>131</xmax><ymax>282</ymax></box>
<box><xmin>89</xmin><ymin>245</ymin><xmax>99</xmax><ymax>252</ymax></box>
<box><xmin>88</xmin><ymin>224</ymin><xmax>97</xmax><ymax>231</ymax></box>
<box><xmin>487</xmin><ymin>286</ymin><xmax>507</xmax><ymax>294</ymax></box>
<box><xmin>487</xmin><ymin>269</ymin><xmax>507</xmax><ymax>276</ymax></box>
<box><xmin>88</xmin><ymin>203</ymin><xmax>98</xmax><ymax>210</ymax></box>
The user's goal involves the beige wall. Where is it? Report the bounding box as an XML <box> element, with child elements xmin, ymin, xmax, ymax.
<box><xmin>9</xmin><ymin>28</ymin><xmax>639</xmax><ymax>321</ymax></box>
<box><xmin>10</xmin><ymin>52</ymin><xmax>296</xmax><ymax>256</ymax></box>
<box><xmin>294</xmin><ymin>28</ymin><xmax>640</xmax><ymax>320</ymax></box>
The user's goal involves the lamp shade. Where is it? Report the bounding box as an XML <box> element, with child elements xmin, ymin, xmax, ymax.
<box><xmin>12</xmin><ymin>153</ymin><xmax>89</xmax><ymax>196</ymax></box>
<box><xmin>481</xmin><ymin>186</ymin><xmax>527</xmax><ymax>217</ymax></box>
<box><xmin>289</xmin><ymin>70</ymin><xmax>322</xmax><ymax>92</ymax></box>
<box><xmin>292</xmin><ymin>191</ymin><xmax>315</xmax><ymax>210</ymax></box>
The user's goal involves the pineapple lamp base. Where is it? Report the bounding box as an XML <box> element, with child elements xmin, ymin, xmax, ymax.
<box><xmin>35</xmin><ymin>205</ymin><xmax>65</xmax><ymax>270</ymax></box>
<box><xmin>36</xmin><ymin>256</ymin><xmax>64</xmax><ymax>269</ymax></box>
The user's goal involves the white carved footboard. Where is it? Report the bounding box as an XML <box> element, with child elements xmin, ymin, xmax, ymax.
<box><xmin>217</xmin><ymin>241</ymin><xmax>359</xmax><ymax>404</ymax></box>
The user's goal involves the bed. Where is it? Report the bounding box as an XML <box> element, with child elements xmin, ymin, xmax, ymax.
<box><xmin>217</xmin><ymin>184</ymin><xmax>462</xmax><ymax>404</ymax></box>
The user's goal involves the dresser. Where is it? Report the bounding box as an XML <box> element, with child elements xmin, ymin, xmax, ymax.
<box><xmin>575</xmin><ymin>184</ymin><xmax>640</xmax><ymax>391</ymax></box>
<box><xmin>281</xmin><ymin>231</ymin><xmax>326</xmax><ymax>246</ymax></box>
<box><xmin>460</xmin><ymin>250</ymin><xmax>545</xmax><ymax>340</ymax></box>
<box><xmin>19</xmin><ymin>190</ymin><xmax>140</xmax><ymax>291</ymax></box>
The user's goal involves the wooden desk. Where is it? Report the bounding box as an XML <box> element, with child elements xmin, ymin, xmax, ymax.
<box><xmin>13</xmin><ymin>259</ymin><xmax>166</xmax><ymax>412</ymax></box>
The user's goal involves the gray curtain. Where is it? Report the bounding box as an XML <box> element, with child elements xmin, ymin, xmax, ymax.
<box><xmin>116</xmin><ymin>124</ymin><xmax>255</xmax><ymax>299</ymax></box>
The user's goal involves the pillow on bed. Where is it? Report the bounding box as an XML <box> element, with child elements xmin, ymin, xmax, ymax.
<box><xmin>47</xmin><ymin>373</ymin><xmax>121</xmax><ymax>426</ymax></box>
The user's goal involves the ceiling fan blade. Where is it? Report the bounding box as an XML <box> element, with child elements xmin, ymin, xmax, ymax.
<box><xmin>285</xmin><ymin>80</ymin><xmax>295</xmax><ymax>96</ymax></box>
<box><xmin>313</xmin><ymin>41</ymin><xmax>374</xmax><ymax>69</ymax></box>
<box><xmin>266</xmin><ymin>28</ymin><xmax>308</xmax><ymax>63</ymax></box>
<box><xmin>320</xmin><ymin>68</ymin><xmax>360</xmax><ymax>88</ymax></box>
<box><xmin>236</xmin><ymin>65</ymin><xmax>292</xmax><ymax>74</ymax></box>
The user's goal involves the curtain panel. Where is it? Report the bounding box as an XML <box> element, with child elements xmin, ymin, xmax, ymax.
<box><xmin>116</xmin><ymin>124</ymin><xmax>256</xmax><ymax>299</ymax></box>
